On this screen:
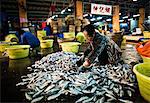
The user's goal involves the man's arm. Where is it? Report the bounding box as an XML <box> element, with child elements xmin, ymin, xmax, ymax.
<box><xmin>106</xmin><ymin>40</ymin><xmax>122</xmax><ymax>64</ymax></box>
<box><xmin>86</xmin><ymin>37</ymin><xmax>108</xmax><ymax>63</ymax></box>
<box><xmin>84</xmin><ymin>44</ymin><xmax>91</xmax><ymax>57</ymax></box>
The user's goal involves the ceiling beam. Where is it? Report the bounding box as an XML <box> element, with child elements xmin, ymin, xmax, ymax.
<box><xmin>27</xmin><ymin>0</ymin><xmax>71</xmax><ymax>4</ymax></box>
<box><xmin>2</xmin><ymin>5</ymin><xmax>18</xmax><ymax>9</ymax></box>
<box><xmin>28</xmin><ymin>14</ymin><xmax>48</xmax><ymax>17</ymax></box>
<box><xmin>27</xmin><ymin>11</ymin><xmax>49</xmax><ymax>14</ymax></box>
<box><xmin>27</xmin><ymin>6</ymin><xmax>49</xmax><ymax>11</ymax></box>
<box><xmin>27</xmin><ymin>2</ymin><xmax>51</xmax><ymax>6</ymax></box>
<box><xmin>1</xmin><ymin>0</ymin><xmax>17</xmax><ymax>3</ymax></box>
<box><xmin>6</xmin><ymin>10</ymin><xmax>19</xmax><ymax>13</ymax></box>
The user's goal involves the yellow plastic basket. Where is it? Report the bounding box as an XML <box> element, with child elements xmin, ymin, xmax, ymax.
<box><xmin>133</xmin><ymin>63</ymin><xmax>150</xmax><ymax>102</ymax></box>
<box><xmin>142</xmin><ymin>56</ymin><xmax>150</xmax><ymax>63</ymax></box>
<box><xmin>143</xmin><ymin>31</ymin><xmax>150</xmax><ymax>38</ymax></box>
<box><xmin>63</xmin><ymin>32</ymin><xmax>75</xmax><ymax>39</ymax></box>
<box><xmin>0</xmin><ymin>42</ymin><xmax>17</xmax><ymax>52</ymax></box>
<box><xmin>0</xmin><ymin>43</ymin><xmax>10</xmax><ymax>52</ymax></box>
<box><xmin>5</xmin><ymin>34</ymin><xmax>18</xmax><ymax>42</ymax></box>
<box><xmin>6</xmin><ymin>45</ymin><xmax>30</xmax><ymax>59</ymax></box>
<box><xmin>60</xmin><ymin>42</ymin><xmax>81</xmax><ymax>53</ymax></box>
<box><xmin>40</xmin><ymin>40</ymin><xmax>53</xmax><ymax>48</ymax></box>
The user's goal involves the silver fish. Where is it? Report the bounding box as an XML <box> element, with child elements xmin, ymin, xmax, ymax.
<box><xmin>25</xmin><ymin>93</ymin><xmax>32</xmax><ymax>100</ymax></box>
<box><xmin>127</xmin><ymin>90</ymin><xmax>132</xmax><ymax>97</ymax></box>
<box><xmin>47</xmin><ymin>92</ymin><xmax>61</xmax><ymax>101</ymax></box>
<box><xmin>31</xmin><ymin>96</ymin><xmax>44</xmax><ymax>103</ymax></box>
<box><xmin>91</xmin><ymin>87</ymin><xmax>97</xmax><ymax>93</ymax></box>
<box><xmin>82</xmin><ymin>97</ymin><xmax>94</xmax><ymax>103</ymax></box>
<box><xmin>95</xmin><ymin>97</ymin><xmax>105</xmax><ymax>103</ymax></box>
<box><xmin>119</xmin><ymin>99</ymin><xmax>133</xmax><ymax>103</ymax></box>
<box><xmin>69</xmin><ymin>87</ymin><xmax>82</xmax><ymax>95</ymax></box>
<box><xmin>44</xmin><ymin>84</ymin><xmax>55</xmax><ymax>92</ymax></box>
<box><xmin>105</xmin><ymin>93</ymin><xmax>116</xmax><ymax>100</ymax></box>
<box><xmin>16</xmin><ymin>82</ymin><xmax>28</xmax><ymax>86</ymax></box>
<box><xmin>32</xmin><ymin>90</ymin><xmax>43</xmax><ymax>98</ymax></box>
<box><xmin>75</xmin><ymin>96</ymin><xmax>89</xmax><ymax>103</ymax></box>
<box><xmin>47</xmin><ymin>88</ymin><xmax>60</xmax><ymax>95</ymax></box>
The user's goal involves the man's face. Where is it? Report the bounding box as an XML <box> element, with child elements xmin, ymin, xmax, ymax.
<box><xmin>83</xmin><ymin>30</ymin><xmax>93</xmax><ymax>43</ymax></box>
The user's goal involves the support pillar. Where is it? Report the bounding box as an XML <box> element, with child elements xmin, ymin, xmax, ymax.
<box><xmin>18</xmin><ymin>0</ymin><xmax>28</xmax><ymax>27</ymax></box>
<box><xmin>139</xmin><ymin>8</ymin><xmax>145</xmax><ymax>31</ymax></box>
<box><xmin>76</xmin><ymin>0</ymin><xmax>83</xmax><ymax>20</ymax></box>
<box><xmin>113</xmin><ymin>5</ymin><xmax>120</xmax><ymax>32</ymax></box>
<box><xmin>75</xmin><ymin>0</ymin><xmax>83</xmax><ymax>34</ymax></box>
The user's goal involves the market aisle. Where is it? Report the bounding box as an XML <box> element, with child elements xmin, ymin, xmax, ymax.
<box><xmin>122</xmin><ymin>43</ymin><xmax>142</xmax><ymax>64</ymax></box>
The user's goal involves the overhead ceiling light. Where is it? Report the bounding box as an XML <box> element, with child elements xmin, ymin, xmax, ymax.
<box><xmin>91</xmin><ymin>18</ymin><xmax>96</xmax><ymax>21</ymax></box>
<box><xmin>119</xmin><ymin>20</ymin><xmax>124</xmax><ymax>22</ymax></box>
<box><xmin>90</xmin><ymin>14</ymin><xmax>92</xmax><ymax>17</ymax></box>
<box><xmin>137</xmin><ymin>14</ymin><xmax>140</xmax><ymax>16</ymax></box>
<box><xmin>61</xmin><ymin>9</ymin><xmax>65</xmax><ymax>14</ymax></box>
<box><xmin>97</xmin><ymin>17</ymin><xmax>102</xmax><ymax>20</ymax></box>
<box><xmin>68</xmin><ymin>9</ymin><xmax>71</xmax><ymax>12</ymax></box>
<box><xmin>123</xmin><ymin>16</ymin><xmax>128</xmax><ymax>19</ymax></box>
<box><xmin>133</xmin><ymin>15</ymin><xmax>137</xmax><ymax>17</ymax></box>
<box><xmin>106</xmin><ymin>19</ymin><xmax>111</xmax><ymax>21</ymax></box>
<box><xmin>83</xmin><ymin>14</ymin><xmax>88</xmax><ymax>17</ymax></box>
<box><xmin>94</xmin><ymin>22</ymin><xmax>100</xmax><ymax>26</ymax></box>
<box><xmin>119</xmin><ymin>13</ymin><xmax>121</xmax><ymax>15</ymax></box>
<box><xmin>133</xmin><ymin>0</ymin><xmax>137</xmax><ymax>1</ymax></box>
<box><xmin>133</xmin><ymin>14</ymin><xmax>140</xmax><ymax>17</ymax></box>
<box><xmin>51</xmin><ymin>16</ymin><xmax>55</xmax><ymax>19</ymax></box>
<box><xmin>51</xmin><ymin>15</ymin><xmax>58</xmax><ymax>19</ymax></box>
<box><xmin>128</xmin><ymin>18</ymin><xmax>132</xmax><ymax>21</ymax></box>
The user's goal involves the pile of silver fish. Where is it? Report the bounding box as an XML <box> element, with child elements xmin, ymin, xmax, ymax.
<box><xmin>16</xmin><ymin>52</ymin><xmax>137</xmax><ymax>103</ymax></box>
<box><xmin>30</xmin><ymin>52</ymin><xmax>80</xmax><ymax>72</ymax></box>
<box><xmin>95</xmin><ymin>63</ymin><xmax>136</xmax><ymax>87</ymax></box>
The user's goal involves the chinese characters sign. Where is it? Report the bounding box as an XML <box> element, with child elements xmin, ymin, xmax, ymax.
<box><xmin>91</xmin><ymin>3</ymin><xmax>112</xmax><ymax>15</ymax></box>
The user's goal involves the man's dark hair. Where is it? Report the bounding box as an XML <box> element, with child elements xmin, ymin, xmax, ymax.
<box><xmin>83</xmin><ymin>24</ymin><xmax>95</xmax><ymax>37</ymax></box>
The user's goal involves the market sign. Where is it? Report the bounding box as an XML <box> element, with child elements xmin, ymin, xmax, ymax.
<box><xmin>91</xmin><ymin>3</ymin><xmax>112</xmax><ymax>16</ymax></box>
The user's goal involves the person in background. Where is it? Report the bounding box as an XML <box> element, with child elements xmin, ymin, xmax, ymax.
<box><xmin>44</xmin><ymin>23</ymin><xmax>52</xmax><ymax>36</ymax></box>
<box><xmin>18</xmin><ymin>29</ymin><xmax>40</xmax><ymax>48</ymax></box>
<box><xmin>1</xmin><ymin>9</ymin><xmax>9</xmax><ymax>41</ymax></box>
<box><xmin>109</xmin><ymin>27</ymin><xmax>113</xmax><ymax>33</ymax></box>
<box><xmin>15</xmin><ymin>28</ymin><xmax>21</xmax><ymax>43</ymax></box>
<box><xmin>59</xmin><ymin>23</ymin><xmax>68</xmax><ymax>33</ymax></box>
<box><xmin>77</xmin><ymin>24</ymin><xmax>122</xmax><ymax>67</ymax></box>
<box><xmin>102</xmin><ymin>22</ymin><xmax>110</xmax><ymax>35</ymax></box>
<box><xmin>0</xmin><ymin>29</ymin><xmax>5</xmax><ymax>41</ymax></box>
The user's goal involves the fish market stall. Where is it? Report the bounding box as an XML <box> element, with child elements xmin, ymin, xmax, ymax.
<box><xmin>1</xmin><ymin>42</ymin><xmax>148</xmax><ymax>103</ymax></box>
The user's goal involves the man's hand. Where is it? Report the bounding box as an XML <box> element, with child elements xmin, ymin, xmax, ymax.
<box><xmin>83</xmin><ymin>58</ymin><xmax>91</xmax><ymax>67</ymax></box>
